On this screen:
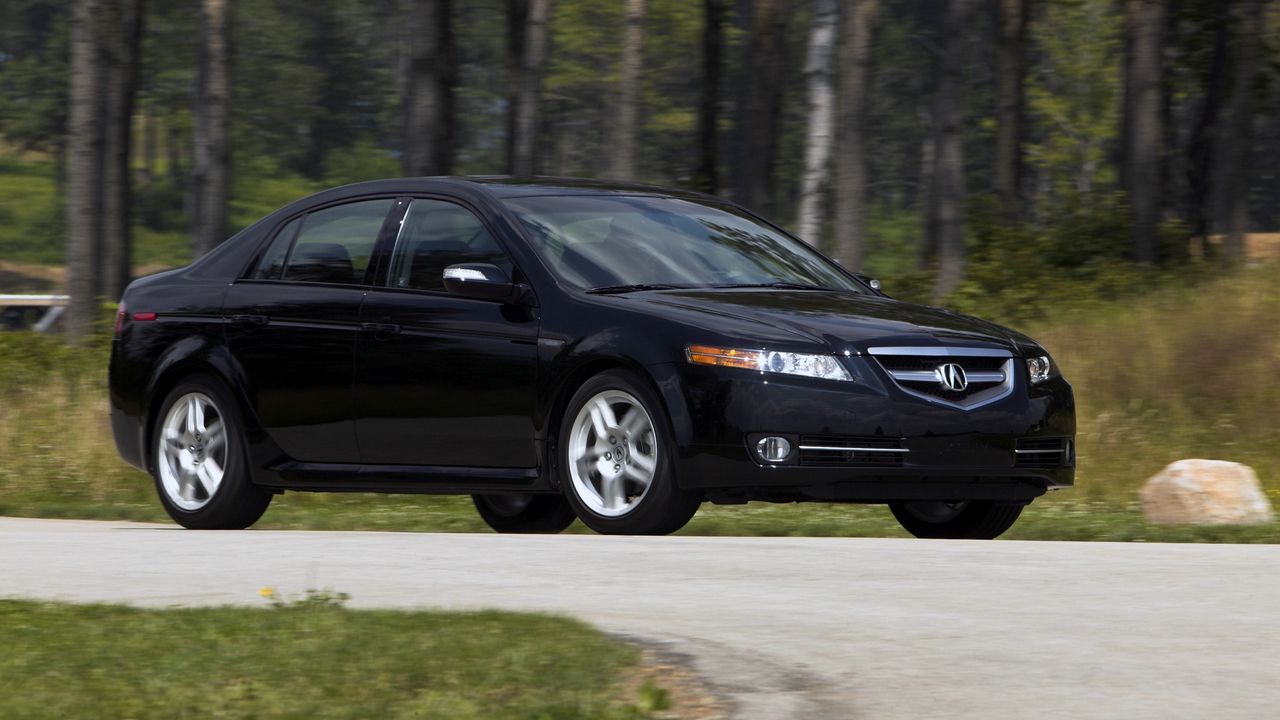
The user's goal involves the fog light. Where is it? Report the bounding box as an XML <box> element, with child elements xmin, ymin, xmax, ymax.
<box><xmin>755</xmin><ymin>436</ymin><xmax>792</xmax><ymax>463</ymax></box>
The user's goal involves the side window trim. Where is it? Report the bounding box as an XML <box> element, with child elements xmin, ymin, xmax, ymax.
<box><xmin>281</xmin><ymin>197</ymin><xmax>398</xmax><ymax>286</ymax></box>
<box><xmin>236</xmin><ymin>195</ymin><xmax>402</xmax><ymax>287</ymax></box>
<box><xmin>375</xmin><ymin>195</ymin><xmax>522</xmax><ymax>295</ymax></box>
<box><xmin>260</xmin><ymin>214</ymin><xmax>304</xmax><ymax>280</ymax></box>
<box><xmin>365</xmin><ymin>197</ymin><xmax>412</xmax><ymax>288</ymax></box>
<box><xmin>239</xmin><ymin>212</ymin><xmax>305</xmax><ymax>280</ymax></box>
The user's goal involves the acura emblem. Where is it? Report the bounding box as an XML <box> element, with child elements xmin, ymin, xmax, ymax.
<box><xmin>936</xmin><ymin>363</ymin><xmax>968</xmax><ymax>392</ymax></box>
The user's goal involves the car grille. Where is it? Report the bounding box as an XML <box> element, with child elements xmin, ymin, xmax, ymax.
<box><xmin>798</xmin><ymin>435</ymin><xmax>907</xmax><ymax>467</ymax></box>
<box><xmin>868</xmin><ymin>347</ymin><xmax>1015</xmax><ymax>411</ymax></box>
<box><xmin>1015</xmin><ymin>437</ymin><xmax>1072</xmax><ymax>468</ymax></box>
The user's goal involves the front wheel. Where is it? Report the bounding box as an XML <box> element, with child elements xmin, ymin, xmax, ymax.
<box><xmin>889</xmin><ymin>500</ymin><xmax>1024</xmax><ymax>539</ymax></box>
<box><xmin>472</xmin><ymin>493</ymin><xmax>576</xmax><ymax>534</ymax></box>
<box><xmin>558</xmin><ymin>370</ymin><xmax>700</xmax><ymax>535</ymax></box>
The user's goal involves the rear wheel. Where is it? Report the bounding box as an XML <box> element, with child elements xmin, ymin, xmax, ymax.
<box><xmin>559</xmin><ymin>370</ymin><xmax>700</xmax><ymax>535</ymax></box>
<box><xmin>472</xmin><ymin>493</ymin><xmax>576</xmax><ymax>534</ymax></box>
<box><xmin>889</xmin><ymin>500</ymin><xmax>1024</xmax><ymax>539</ymax></box>
<box><xmin>151</xmin><ymin>375</ymin><xmax>271</xmax><ymax>529</ymax></box>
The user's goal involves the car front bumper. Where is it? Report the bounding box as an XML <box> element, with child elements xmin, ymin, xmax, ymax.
<box><xmin>652</xmin><ymin>361</ymin><xmax>1076</xmax><ymax>503</ymax></box>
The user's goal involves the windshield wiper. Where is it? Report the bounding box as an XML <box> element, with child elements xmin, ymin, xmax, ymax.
<box><xmin>586</xmin><ymin>283</ymin><xmax>690</xmax><ymax>295</ymax></box>
<box><xmin>711</xmin><ymin>282</ymin><xmax>840</xmax><ymax>292</ymax></box>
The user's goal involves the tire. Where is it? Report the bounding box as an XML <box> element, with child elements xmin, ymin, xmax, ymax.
<box><xmin>472</xmin><ymin>493</ymin><xmax>576</xmax><ymax>534</ymax></box>
<box><xmin>150</xmin><ymin>374</ymin><xmax>271</xmax><ymax>529</ymax></box>
<box><xmin>558</xmin><ymin>370</ymin><xmax>700</xmax><ymax>535</ymax></box>
<box><xmin>889</xmin><ymin>500</ymin><xmax>1024</xmax><ymax>540</ymax></box>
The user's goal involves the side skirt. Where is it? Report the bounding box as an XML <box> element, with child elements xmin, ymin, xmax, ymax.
<box><xmin>256</xmin><ymin>461</ymin><xmax>553</xmax><ymax>495</ymax></box>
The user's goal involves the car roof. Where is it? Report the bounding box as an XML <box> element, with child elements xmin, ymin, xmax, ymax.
<box><xmin>460</xmin><ymin>176</ymin><xmax>720</xmax><ymax>201</ymax></box>
<box><xmin>325</xmin><ymin>176</ymin><xmax>725</xmax><ymax>203</ymax></box>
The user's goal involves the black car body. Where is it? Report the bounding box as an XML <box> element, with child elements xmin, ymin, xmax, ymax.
<box><xmin>109</xmin><ymin>177</ymin><xmax>1074</xmax><ymax>537</ymax></box>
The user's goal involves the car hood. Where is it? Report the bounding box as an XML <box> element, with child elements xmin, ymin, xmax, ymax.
<box><xmin>637</xmin><ymin>289</ymin><xmax>1027</xmax><ymax>353</ymax></box>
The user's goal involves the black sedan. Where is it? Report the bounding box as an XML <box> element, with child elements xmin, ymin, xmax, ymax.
<box><xmin>109</xmin><ymin>177</ymin><xmax>1074</xmax><ymax>538</ymax></box>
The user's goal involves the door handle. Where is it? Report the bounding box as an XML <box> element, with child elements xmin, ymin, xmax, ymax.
<box><xmin>361</xmin><ymin>321</ymin><xmax>401</xmax><ymax>339</ymax></box>
<box><xmin>230</xmin><ymin>314</ymin><xmax>269</xmax><ymax>328</ymax></box>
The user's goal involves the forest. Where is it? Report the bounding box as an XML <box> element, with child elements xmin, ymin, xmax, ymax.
<box><xmin>1</xmin><ymin>0</ymin><xmax>1278</xmax><ymax>338</ymax></box>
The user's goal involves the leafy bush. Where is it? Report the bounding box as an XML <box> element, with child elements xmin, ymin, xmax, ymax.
<box><xmin>945</xmin><ymin>192</ymin><xmax>1193</xmax><ymax>326</ymax></box>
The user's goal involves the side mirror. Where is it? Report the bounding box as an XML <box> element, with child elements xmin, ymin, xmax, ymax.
<box><xmin>852</xmin><ymin>272</ymin><xmax>884</xmax><ymax>294</ymax></box>
<box><xmin>443</xmin><ymin>263</ymin><xmax>515</xmax><ymax>300</ymax></box>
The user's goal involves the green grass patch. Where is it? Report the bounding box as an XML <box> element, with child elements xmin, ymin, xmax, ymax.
<box><xmin>0</xmin><ymin>153</ymin><xmax>62</xmax><ymax>265</ymax></box>
<box><xmin>0</xmin><ymin>598</ymin><xmax>654</xmax><ymax>719</ymax></box>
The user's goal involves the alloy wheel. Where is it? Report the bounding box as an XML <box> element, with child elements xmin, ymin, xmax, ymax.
<box><xmin>566</xmin><ymin>389</ymin><xmax>658</xmax><ymax>518</ymax></box>
<box><xmin>156</xmin><ymin>392</ymin><xmax>227</xmax><ymax>511</ymax></box>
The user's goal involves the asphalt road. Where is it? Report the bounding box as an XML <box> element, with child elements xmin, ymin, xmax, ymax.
<box><xmin>2</xmin><ymin>516</ymin><xmax>1277</xmax><ymax>719</ymax></box>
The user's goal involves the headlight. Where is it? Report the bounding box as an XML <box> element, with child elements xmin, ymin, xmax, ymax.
<box><xmin>1026</xmin><ymin>355</ymin><xmax>1056</xmax><ymax>384</ymax></box>
<box><xmin>686</xmin><ymin>344</ymin><xmax>853</xmax><ymax>382</ymax></box>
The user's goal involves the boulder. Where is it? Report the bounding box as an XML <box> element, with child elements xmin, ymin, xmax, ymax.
<box><xmin>1139</xmin><ymin>459</ymin><xmax>1273</xmax><ymax>525</ymax></box>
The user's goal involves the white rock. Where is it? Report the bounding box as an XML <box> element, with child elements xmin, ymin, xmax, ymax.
<box><xmin>1139</xmin><ymin>459</ymin><xmax>1273</xmax><ymax>525</ymax></box>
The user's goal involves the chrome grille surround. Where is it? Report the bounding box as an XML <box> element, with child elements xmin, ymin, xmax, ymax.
<box><xmin>1015</xmin><ymin>437</ymin><xmax>1072</xmax><ymax>468</ymax></box>
<box><xmin>867</xmin><ymin>346</ymin><xmax>1016</xmax><ymax>411</ymax></box>
<box><xmin>797</xmin><ymin>435</ymin><xmax>908</xmax><ymax>467</ymax></box>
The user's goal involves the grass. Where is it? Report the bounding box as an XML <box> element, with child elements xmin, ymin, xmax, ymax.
<box><xmin>0</xmin><ymin>153</ymin><xmax>63</xmax><ymax>266</ymax></box>
<box><xmin>0</xmin><ymin>598</ymin><xmax>663</xmax><ymax>719</ymax></box>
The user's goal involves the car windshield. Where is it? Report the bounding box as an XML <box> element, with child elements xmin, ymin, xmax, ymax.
<box><xmin>502</xmin><ymin>195</ymin><xmax>864</xmax><ymax>293</ymax></box>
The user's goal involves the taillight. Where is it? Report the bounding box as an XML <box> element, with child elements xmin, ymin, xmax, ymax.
<box><xmin>114</xmin><ymin>302</ymin><xmax>157</xmax><ymax>337</ymax></box>
<box><xmin>113</xmin><ymin>302</ymin><xmax>127</xmax><ymax>337</ymax></box>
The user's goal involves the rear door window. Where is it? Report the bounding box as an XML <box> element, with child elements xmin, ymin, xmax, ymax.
<box><xmin>250</xmin><ymin>216</ymin><xmax>302</xmax><ymax>280</ymax></box>
<box><xmin>281</xmin><ymin>199</ymin><xmax>395</xmax><ymax>285</ymax></box>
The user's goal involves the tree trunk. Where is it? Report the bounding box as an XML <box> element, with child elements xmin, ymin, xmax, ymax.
<box><xmin>694</xmin><ymin>0</ymin><xmax>725</xmax><ymax>194</ymax></box>
<box><xmin>929</xmin><ymin>0</ymin><xmax>973</xmax><ymax>300</ymax></box>
<box><xmin>794</xmin><ymin>0</ymin><xmax>838</xmax><ymax>246</ymax></box>
<box><xmin>1222</xmin><ymin>0</ymin><xmax>1262</xmax><ymax>260</ymax></box>
<box><xmin>733</xmin><ymin>0</ymin><xmax>787</xmax><ymax>213</ymax></box>
<box><xmin>101</xmin><ymin>0</ymin><xmax>145</xmax><ymax>300</ymax></box>
<box><xmin>609</xmin><ymin>0</ymin><xmax>646</xmax><ymax>181</ymax></box>
<box><xmin>167</xmin><ymin>116</ymin><xmax>185</xmax><ymax>193</ymax></box>
<box><xmin>192</xmin><ymin>0</ymin><xmax>232</xmax><ymax>257</ymax></box>
<box><xmin>1124</xmin><ymin>0</ymin><xmax>1163</xmax><ymax>265</ymax></box>
<box><xmin>403</xmin><ymin>0</ymin><xmax>454</xmax><ymax>176</ymax></box>
<box><xmin>506</xmin><ymin>0</ymin><xmax>527</xmax><ymax>174</ymax></box>
<box><xmin>65</xmin><ymin>0</ymin><xmax>104</xmax><ymax>339</ymax></box>
<box><xmin>141</xmin><ymin>109</ymin><xmax>158</xmax><ymax>190</ymax></box>
<box><xmin>1187</xmin><ymin>4</ymin><xmax>1229</xmax><ymax>250</ymax></box>
<box><xmin>509</xmin><ymin>0</ymin><xmax>549</xmax><ymax>176</ymax></box>
<box><xmin>993</xmin><ymin>0</ymin><xmax>1026</xmax><ymax>217</ymax></box>
<box><xmin>833</xmin><ymin>0</ymin><xmax>877</xmax><ymax>270</ymax></box>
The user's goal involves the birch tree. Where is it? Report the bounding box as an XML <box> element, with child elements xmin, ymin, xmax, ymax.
<box><xmin>794</xmin><ymin>0</ymin><xmax>838</xmax><ymax>246</ymax></box>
